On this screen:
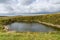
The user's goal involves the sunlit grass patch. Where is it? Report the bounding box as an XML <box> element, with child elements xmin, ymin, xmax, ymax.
<box><xmin>0</xmin><ymin>32</ymin><xmax>60</xmax><ymax>40</ymax></box>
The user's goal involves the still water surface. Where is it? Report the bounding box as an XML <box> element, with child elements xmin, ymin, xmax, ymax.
<box><xmin>7</xmin><ymin>22</ymin><xmax>57</xmax><ymax>32</ymax></box>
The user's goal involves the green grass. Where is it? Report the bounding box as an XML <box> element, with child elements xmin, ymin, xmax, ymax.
<box><xmin>0</xmin><ymin>32</ymin><xmax>60</xmax><ymax>40</ymax></box>
<box><xmin>0</xmin><ymin>12</ymin><xmax>60</xmax><ymax>25</ymax></box>
<box><xmin>0</xmin><ymin>12</ymin><xmax>60</xmax><ymax>40</ymax></box>
<box><xmin>0</xmin><ymin>12</ymin><xmax>60</xmax><ymax>31</ymax></box>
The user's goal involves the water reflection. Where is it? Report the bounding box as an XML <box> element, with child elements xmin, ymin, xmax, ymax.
<box><xmin>8</xmin><ymin>22</ymin><xmax>56</xmax><ymax>32</ymax></box>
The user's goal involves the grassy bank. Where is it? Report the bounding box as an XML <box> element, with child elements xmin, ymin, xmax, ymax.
<box><xmin>0</xmin><ymin>32</ymin><xmax>60</xmax><ymax>40</ymax></box>
<box><xmin>0</xmin><ymin>13</ymin><xmax>60</xmax><ymax>28</ymax></box>
<box><xmin>0</xmin><ymin>13</ymin><xmax>60</xmax><ymax>40</ymax></box>
<box><xmin>0</xmin><ymin>13</ymin><xmax>60</xmax><ymax>24</ymax></box>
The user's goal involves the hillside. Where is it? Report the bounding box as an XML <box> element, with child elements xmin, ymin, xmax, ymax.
<box><xmin>0</xmin><ymin>13</ymin><xmax>60</xmax><ymax>40</ymax></box>
<box><xmin>0</xmin><ymin>12</ymin><xmax>60</xmax><ymax>25</ymax></box>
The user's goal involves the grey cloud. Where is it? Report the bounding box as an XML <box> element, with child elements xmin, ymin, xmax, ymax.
<box><xmin>0</xmin><ymin>0</ymin><xmax>60</xmax><ymax>14</ymax></box>
<box><xmin>21</xmin><ymin>0</ymin><xmax>36</xmax><ymax>5</ymax></box>
<box><xmin>0</xmin><ymin>0</ymin><xmax>7</xmax><ymax>3</ymax></box>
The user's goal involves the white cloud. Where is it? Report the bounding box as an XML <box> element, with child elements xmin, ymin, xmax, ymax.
<box><xmin>0</xmin><ymin>0</ymin><xmax>60</xmax><ymax>14</ymax></box>
<box><xmin>0</xmin><ymin>4</ymin><xmax>9</xmax><ymax>13</ymax></box>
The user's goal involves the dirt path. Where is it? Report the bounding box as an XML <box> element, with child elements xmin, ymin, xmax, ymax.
<box><xmin>38</xmin><ymin>21</ymin><xmax>60</xmax><ymax>28</ymax></box>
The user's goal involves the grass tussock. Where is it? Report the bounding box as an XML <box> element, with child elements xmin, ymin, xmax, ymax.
<box><xmin>0</xmin><ymin>32</ymin><xmax>60</xmax><ymax>40</ymax></box>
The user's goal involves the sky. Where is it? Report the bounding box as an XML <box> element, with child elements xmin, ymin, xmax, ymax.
<box><xmin>0</xmin><ymin>0</ymin><xmax>60</xmax><ymax>15</ymax></box>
